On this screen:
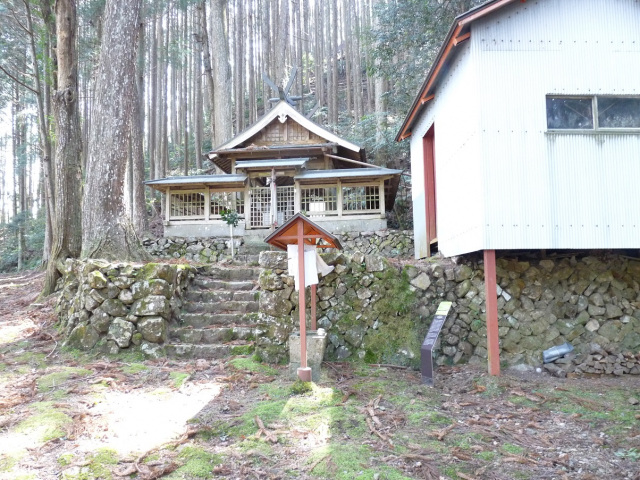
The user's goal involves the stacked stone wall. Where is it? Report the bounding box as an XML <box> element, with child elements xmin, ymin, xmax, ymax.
<box><xmin>255</xmin><ymin>251</ymin><xmax>640</xmax><ymax>369</ymax></box>
<box><xmin>55</xmin><ymin>260</ymin><xmax>195</xmax><ymax>357</ymax></box>
<box><xmin>143</xmin><ymin>229</ymin><xmax>415</xmax><ymax>261</ymax></box>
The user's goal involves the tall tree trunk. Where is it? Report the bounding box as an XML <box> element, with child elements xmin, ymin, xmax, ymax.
<box><xmin>42</xmin><ymin>0</ymin><xmax>84</xmax><ymax>295</ymax></box>
<box><xmin>132</xmin><ymin>18</ymin><xmax>149</xmax><ymax>236</ymax></box>
<box><xmin>81</xmin><ymin>0</ymin><xmax>148</xmax><ymax>261</ymax></box>
<box><xmin>210</xmin><ymin>0</ymin><xmax>232</xmax><ymax>146</ymax></box>
<box><xmin>198</xmin><ymin>0</ymin><xmax>216</xmax><ymax>144</ymax></box>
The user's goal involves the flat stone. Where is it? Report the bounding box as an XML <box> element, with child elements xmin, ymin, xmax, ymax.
<box><xmin>585</xmin><ymin>319</ymin><xmax>600</xmax><ymax>332</ymax></box>
<box><xmin>410</xmin><ymin>272</ymin><xmax>431</xmax><ymax>290</ymax></box>
<box><xmin>130</xmin><ymin>295</ymin><xmax>171</xmax><ymax>317</ymax></box>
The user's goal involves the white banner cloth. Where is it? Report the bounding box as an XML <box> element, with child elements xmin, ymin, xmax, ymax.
<box><xmin>287</xmin><ymin>245</ymin><xmax>335</xmax><ymax>291</ymax></box>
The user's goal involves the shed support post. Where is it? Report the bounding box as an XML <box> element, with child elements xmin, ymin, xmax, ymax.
<box><xmin>484</xmin><ymin>249</ymin><xmax>500</xmax><ymax>376</ymax></box>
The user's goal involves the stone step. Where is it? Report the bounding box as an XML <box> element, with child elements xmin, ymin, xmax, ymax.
<box><xmin>180</xmin><ymin>312</ymin><xmax>254</xmax><ymax>328</ymax></box>
<box><xmin>172</xmin><ymin>326</ymin><xmax>255</xmax><ymax>344</ymax></box>
<box><xmin>200</xmin><ymin>266</ymin><xmax>262</xmax><ymax>281</ymax></box>
<box><xmin>184</xmin><ymin>290</ymin><xmax>259</xmax><ymax>303</ymax></box>
<box><xmin>192</xmin><ymin>278</ymin><xmax>256</xmax><ymax>291</ymax></box>
<box><xmin>182</xmin><ymin>300</ymin><xmax>259</xmax><ymax>314</ymax></box>
<box><xmin>165</xmin><ymin>343</ymin><xmax>231</xmax><ymax>359</ymax></box>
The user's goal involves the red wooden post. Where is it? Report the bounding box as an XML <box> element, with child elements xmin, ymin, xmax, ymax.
<box><xmin>297</xmin><ymin>221</ymin><xmax>311</xmax><ymax>381</ymax></box>
<box><xmin>311</xmin><ymin>284</ymin><xmax>317</xmax><ymax>330</ymax></box>
<box><xmin>484</xmin><ymin>249</ymin><xmax>500</xmax><ymax>376</ymax></box>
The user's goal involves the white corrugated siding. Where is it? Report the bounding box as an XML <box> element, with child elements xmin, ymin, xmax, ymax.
<box><xmin>410</xmin><ymin>43</ymin><xmax>484</xmax><ymax>258</ymax></box>
<box><xmin>475</xmin><ymin>0</ymin><xmax>640</xmax><ymax>250</ymax></box>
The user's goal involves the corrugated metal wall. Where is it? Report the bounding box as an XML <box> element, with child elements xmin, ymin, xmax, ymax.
<box><xmin>410</xmin><ymin>43</ymin><xmax>485</xmax><ymax>258</ymax></box>
<box><xmin>410</xmin><ymin>0</ymin><xmax>640</xmax><ymax>257</ymax></box>
<box><xmin>474</xmin><ymin>0</ymin><xmax>640</xmax><ymax>250</ymax></box>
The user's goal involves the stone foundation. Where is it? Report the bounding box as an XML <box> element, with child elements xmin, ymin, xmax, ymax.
<box><xmin>142</xmin><ymin>229</ymin><xmax>415</xmax><ymax>262</ymax></box>
<box><xmin>55</xmin><ymin>260</ymin><xmax>195</xmax><ymax>357</ymax></box>
<box><xmin>255</xmin><ymin>251</ymin><xmax>640</xmax><ymax>369</ymax></box>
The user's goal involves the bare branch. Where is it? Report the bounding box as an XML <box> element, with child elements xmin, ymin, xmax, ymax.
<box><xmin>0</xmin><ymin>65</ymin><xmax>39</xmax><ymax>95</ymax></box>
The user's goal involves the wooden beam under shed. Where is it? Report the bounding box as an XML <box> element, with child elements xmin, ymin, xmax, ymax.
<box><xmin>484</xmin><ymin>249</ymin><xmax>501</xmax><ymax>376</ymax></box>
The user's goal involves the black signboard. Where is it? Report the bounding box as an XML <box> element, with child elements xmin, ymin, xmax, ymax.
<box><xmin>421</xmin><ymin>301</ymin><xmax>452</xmax><ymax>387</ymax></box>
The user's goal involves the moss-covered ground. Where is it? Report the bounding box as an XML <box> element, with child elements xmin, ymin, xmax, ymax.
<box><xmin>1</xmin><ymin>270</ymin><xmax>639</xmax><ymax>479</ymax></box>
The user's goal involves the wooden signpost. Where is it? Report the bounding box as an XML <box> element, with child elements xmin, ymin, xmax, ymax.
<box><xmin>420</xmin><ymin>301</ymin><xmax>453</xmax><ymax>387</ymax></box>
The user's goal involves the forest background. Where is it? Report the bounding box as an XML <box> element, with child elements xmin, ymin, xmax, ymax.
<box><xmin>0</xmin><ymin>0</ymin><xmax>481</xmax><ymax>277</ymax></box>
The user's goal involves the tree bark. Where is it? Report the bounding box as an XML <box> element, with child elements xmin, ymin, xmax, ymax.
<box><xmin>210</xmin><ymin>0</ymin><xmax>232</xmax><ymax>146</ymax></box>
<box><xmin>42</xmin><ymin>0</ymin><xmax>84</xmax><ymax>295</ymax></box>
<box><xmin>132</xmin><ymin>17</ymin><xmax>149</xmax><ymax>236</ymax></box>
<box><xmin>81</xmin><ymin>0</ymin><xmax>148</xmax><ymax>261</ymax></box>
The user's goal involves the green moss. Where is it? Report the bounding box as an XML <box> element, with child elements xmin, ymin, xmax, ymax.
<box><xmin>121</xmin><ymin>363</ymin><xmax>149</xmax><ymax>375</ymax></box>
<box><xmin>360</xmin><ymin>267</ymin><xmax>421</xmax><ymax>368</ymax></box>
<box><xmin>476</xmin><ymin>451</ymin><xmax>496</xmax><ymax>461</ymax></box>
<box><xmin>170</xmin><ymin>371</ymin><xmax>190</xmax><ymax>389</ymax></box>
<box><xmin>60</xmin><ymin>448</ymin><xmax>118</xmax><ymax>480</ymax></box>
<box><xmin>13</xmin><ymin>352</ymin><xmax>47</xmax><ymax>369</ymax></box>
<box><xmin>37</xmin><ymin>367</ymin><xmax>92</xmax><ymax>393</ymax></box>
<box><xmin>502</xmin><ymin>443</ymin><xmax>525</xmax><ymax>455</ymax></box>
<box><xmin>228</xmin><ymin>357</ymin><xmax>278</xmax><ymax>375</ymax></box>
<box><xmin>169</xmin><ymin>446</ymin><xmax>222</xmax><ymax>479</ymax></box>
<box><xmin>290</xmin><ymin>380</ymin><xmax>313</xmax><ymax>395</ymax></box>
<box><xmin>229</xmin><ymin>344</ymin><xmax>254</xmax><ymax>355</ymax></box>
<box><xmin>58</xmin><ymin>453</ymin><xmax>74</xmax><ymax>466</ymax></box>
<box><xmin>308</xmin><ymin>444</ymin><xmax>411</xmax><ymax>480</ymax></box>
<box><xmin>15</xmin><ymin>402</ymin><xmax>72</xmax><ymax>442</ymax></box>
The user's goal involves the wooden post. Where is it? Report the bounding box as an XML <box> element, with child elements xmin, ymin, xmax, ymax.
<box><xmin>297</xmin><ymin>220</ymin><xmax>311</xmax><ymax>381</ymax></box>
<box><xmin>484</xmin><ymin>249</ymin><xmax>500</xmax><ymax>376</ymax></box>
<box><xmin>311</xmin><ymin>284</ymin><xmax>317</xmax><ymax>330</ymax></box>
<box><xmin>205</xmin><ymin>187</ymin><xmax>210</xmax><ymax>222</ymax></box>
<box><xmin>165</xmin><ymin>187</ymin><xmax>171</xmax><ymax>222</ymax></box>
<box><xmin>271</xmin><ymin>167</ymin><xmax>277</xmax><ymax>226</ymax></box>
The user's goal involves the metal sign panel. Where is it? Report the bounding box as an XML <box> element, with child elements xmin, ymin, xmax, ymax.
<box><xmin>421</xmin><ymin>301</ymin><xmax>453</xmax><ymax>386</ymax></box>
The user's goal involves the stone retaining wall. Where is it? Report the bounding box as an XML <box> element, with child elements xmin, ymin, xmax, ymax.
<box><xmin>255</xmin><ymin>251</ymin><xmax>640</xmax><ymax>369</ymax></box>
<box><xmin>55</xmin><ymin>260</ymin><xmax>195</xmax><ymax>357</ymax></box>
<box><xmin>142</xmin><ymin>229</ymin><xmax>414</xmax><ymax>261</ymax></box>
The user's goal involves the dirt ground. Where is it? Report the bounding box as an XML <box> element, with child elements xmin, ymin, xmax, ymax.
<box><xmin>1</xmin><ymin>270</ymin><xmax>639</xmax><ymax>480</ymax></box>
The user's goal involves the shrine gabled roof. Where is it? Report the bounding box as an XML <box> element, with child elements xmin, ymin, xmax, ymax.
<box><xmin>209</xmin><ymin>101</ymin><xmax>362</xmax><ymax>156</ymax></box>
<box><xmin>235</xmin><ymin>158</ymin><xmax>309</xmax><ymax>170</ymax></box>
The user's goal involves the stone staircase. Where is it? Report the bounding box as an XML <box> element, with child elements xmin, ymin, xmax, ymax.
<box><xmin>165</xmin><ymin>265</ymin><xmax>261</xmax><ymax>359</ymax></box>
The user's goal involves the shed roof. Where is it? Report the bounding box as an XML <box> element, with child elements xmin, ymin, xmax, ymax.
<box><xmin>396</xmin><ymin>0</ymin><xmax>523</xmax><ymax>141</ymax></box>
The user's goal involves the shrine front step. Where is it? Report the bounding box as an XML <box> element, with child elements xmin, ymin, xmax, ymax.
<box><xmin>182</xmin><ymin>300</ymin><xmax>259</xmax><ymax>314</ymax></box>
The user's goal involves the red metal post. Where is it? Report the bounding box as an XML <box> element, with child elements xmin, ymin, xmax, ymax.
<box><xmin>297</xmin><ymin>221</ymin><xmax>311</xmax><ymax>381</ymax></box>
<box><xmin>484</xmin><ymin>249</ymin><xmax>501</xmax><ymax>376</ymax></box>
<box><xmin>311</xmin><ymin>284</ymin><xmax>317</xmax><ymax>330</ymax></box>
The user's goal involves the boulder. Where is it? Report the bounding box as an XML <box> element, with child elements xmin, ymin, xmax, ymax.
<box><xmin>65</xmin><ymin>324</ymin><xmax>100</xmax><ymax>350</ymax></box>
<box><xmin>107</xmin><ymin>317</ymin><xmax>135</xmax><ymax>348</ymax></box>
<box><xmin>88</xmin><ymin>270</ymin><xmax>108</xmax><ymax>289</ymax></box>
<box><xmin>101</xmin><ymin>299</ymin><xmax>128</xmax><ymax>317</ymax></box>
<box><xmin>130</xmin><ymin>295</ymin><xmax>171</xmax><ymax>318</ymax></box>
<box><xmin>137</xmin><ymin>316</ymin><xmax>167</xmax><ymax>343</ymax></box>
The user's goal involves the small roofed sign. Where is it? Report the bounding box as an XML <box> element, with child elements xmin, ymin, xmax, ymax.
<box><xmin>421</xmin><ymin>301</ymin><xmax>453</xmax><ymax>387</ymax></box>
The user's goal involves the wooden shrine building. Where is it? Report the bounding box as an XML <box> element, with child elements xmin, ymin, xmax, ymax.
<box><xmin>146</xmin><ymin>101</ymin><xmax>401</xmax><ymax>238</ymax></box>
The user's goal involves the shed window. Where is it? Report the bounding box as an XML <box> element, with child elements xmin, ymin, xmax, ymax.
<box><xmin>547</xmin><ymin>96</ymin><xmax>640</xmax><ymax>130</ymax></box>
<box><xmin>546</xmin><ymin>97</ymin><xmax>593</xmax><ymax>129</ymax></box>
<box><xmin>598</xmin><ymin>97</ymin><xmax>640</xmax><ymax>128</ymax></box>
